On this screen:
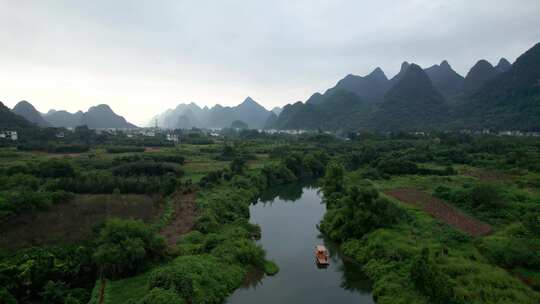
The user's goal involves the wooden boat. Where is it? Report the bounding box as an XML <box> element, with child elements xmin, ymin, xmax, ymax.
<box><xmin>315</xmin><ymin>245</ymin><xmax>329</xmax><ymax>266</ymax></box>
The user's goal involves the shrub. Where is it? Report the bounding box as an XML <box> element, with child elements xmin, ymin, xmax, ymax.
<box><xmin>0</xmin><ymin>287</ymin><xmax>17</xmax><ymax>304</ymax></box>
<box><xmin>321</xmin><ymin>162</ymin><xmax>345</xmax><ymax>196</ymax></box>
<box><xmin>147</xmin><ymin>255</ymin><xmax>245</xmax><ymax>304</ymax></box>
<box><xmin>106</xmin><ymin>146</ymin><xmax>145</xmax><ymax>154</ymax></box>
<box><xmin>320</xmin><ymin>185</ymin><xmax>403</xmax><ymax>241</ymax></box>
<box><xmin>377</xmin><ymin>158</ymin><xmax>418</xmax><ymax>175</ymax></box>
<box><xmin>410</xmin><ymin>248</ymin><xmax>456</xmax><ymax>304</ymax></box>
<box><xmin>93</xmin><ymin>219</ymin><xmax>166</xmax><ymax>278</ymax></box>
<box><xmin>112</xmin><ymin>162</ymin><xmax>183</xmax><ymax>177</ymax></box>
<box><xmin>37</xmin><ymin>160</ymin><xmax>75</xmax><ymax>178</ymax></box>
<box><xmin>137</xmin><ymin>288</ymin><xmax>185</xmax><ymax>304</ymax></box>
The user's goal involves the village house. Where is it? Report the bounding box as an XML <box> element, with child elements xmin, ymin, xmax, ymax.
<box><xmin>0</xmin><ymin>131</ymin><xmax>18</xmax><ymax>141</ymax></box>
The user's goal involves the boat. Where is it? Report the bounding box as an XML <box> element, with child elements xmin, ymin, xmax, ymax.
<box><xmin>315</xmin><ymin>245</ymin><xmax>329</xmax><ymax>266</ymax></box>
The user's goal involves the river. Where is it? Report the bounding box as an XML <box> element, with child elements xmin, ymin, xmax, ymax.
<box><xmin>228</xmin><ymin>183</ymin><xmax>374</xmax><ymax>304</ymax></box>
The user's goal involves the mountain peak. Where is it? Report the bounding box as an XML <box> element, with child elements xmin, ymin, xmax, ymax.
<box><xmin>389</xmin><ymin>63</ymin><xmax>443</xmax><ymax>97</ymax></box>
<box><xmin>12</xmin><ymin>100</ymin><xmax>51</xmax><ymax>127</ymax></box>
<box><xmin>243</xmin><ymin>96</ymin><xmax>256</xmax><ymax>104</ymax></box>
<box><xmin>495</xmin><ymin>57</ymin><xmax>511</xmax><ymax>72</ymax></box>
<box><xmin>400</xmin><ymin>61</ymin><xmax>410</xmax><ymax>72</ymax></box>
<box><xmin>92</xmin><ymin>104</ymin><xmax>113</xmax><ymax>111</ymax></box>
<box><xmin>463</xmin><ymin>59</ymin><xmax>498</xmax><ymax>93</ymax></box>
<box><xmin>367</xmin><ymin>67</ymin><xmax>388</xmax><ymax>81</ymax></box>
<box><xmin>440</xmin><ymin>60</ymin><xmax>451</xmax><ymax>69</ymax></box>
<box><xmin>424</xmin><ymin>60</ymin><xmax>464</xmax><ymax>97</ymax></box>
<box><xmin>403</xmin><ymin>64</ymin><xmax>431</xmax><ymax>84</ymax></box>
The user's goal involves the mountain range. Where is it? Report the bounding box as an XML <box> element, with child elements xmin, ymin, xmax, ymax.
<box><xmin>7</xmin><ymin>102</ymin><xmax>137</xmax><ymax>129</ymax></box>
<box><xmin>269</xmin><ymin>42</ymin><xmax>537</xmax><ymax>131</ymax></box>
<box><xmin>0</xmin><ymin>102</ymin><xmax>34</xmax><ymax>129</ymax></box>
<box><xmin>151</xmin><ymin>97</ymin><xmax>273</xmax><ymax>129</ymax></box>
<box><xmin>3</xmin><ymin>42</ymin><xmax>538</xmax><ymax>133</ymax></box>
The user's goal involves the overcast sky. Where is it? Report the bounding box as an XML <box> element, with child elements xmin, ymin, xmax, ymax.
<box><xmin>1</xmin><ymin>0</ymin><xmax>539</xmax><ymax>125</ymax></box>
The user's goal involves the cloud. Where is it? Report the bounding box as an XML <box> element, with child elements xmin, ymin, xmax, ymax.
<box><xmin>0</xmin><ymin>0</ymin><xmax>539</xmax><ymax>125</ymax></box>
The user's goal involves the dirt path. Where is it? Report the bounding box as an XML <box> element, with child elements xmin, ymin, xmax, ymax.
<box><xmin>98</xmin><ymin>280</ymin><xmax>106</xmax><ymax>304</ymax></box>
<box><xmin>385</xmin><ymin>188</ymin><xmax>492</xmax><ymax>236</ymax></box>
<box><xmin>160</xmin><ymin>192</ymin><xmax>197</xmax><ymax>246</ymax></box>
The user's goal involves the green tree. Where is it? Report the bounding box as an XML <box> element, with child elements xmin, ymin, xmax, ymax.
<box><xmin>411</xmin><ymin>248</ymin><xmax>456</xmax><ymax>304</ymax></box>
<box><xmin>93</xmin><ymin>219</ymin><xmax>166</xmax><ymax>278</ymax></box>
<box><xmin>322</xmin><ymin>162</ymin><xmax>345</xmax><ymax>196</ymax></box>
<box><xmin>321</xmin><ymin>185</ymin><xmax>402</xmax><ymax>241</ymax></box>
<box><xmin>230</xmin><ymin>158</ymin><xmax>246</xmax><ymax>175</ymax></box>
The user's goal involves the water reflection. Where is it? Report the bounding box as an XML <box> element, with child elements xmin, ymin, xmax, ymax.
<box><xmin>228</xmin><ymin>183</ymin><xmax>374</xmax><ymax>304</ymax></box>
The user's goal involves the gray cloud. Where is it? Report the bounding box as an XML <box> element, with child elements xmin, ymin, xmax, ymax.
<box><xmin>1</xmin><ymin>0</ymin><xmax>539</xmax><ymax>125</ymax></box>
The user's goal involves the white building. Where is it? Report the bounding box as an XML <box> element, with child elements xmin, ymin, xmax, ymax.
<box><xmin>166</xmin><ymin>134</ymin><xmax>179</xmax><ymax>143</ymax></box>
<box><xmin>0</xmin><ymin>131</ymin><xmax>18</xmax><ymax>141</ymax></box>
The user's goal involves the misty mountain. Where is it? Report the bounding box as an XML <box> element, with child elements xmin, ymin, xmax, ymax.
<box><xmin>317</xmin><ymin>67</ymin><xmax>391</xmax><ymax>104</ymax></box>
<box><xmin>11</xmin><ymin>100</ymin><xmax>51</xmax><ymax>127</ymax></box>
<box><xmin>43</xmin><ymin>110</ymin><xmax>85</xmax><ymax>128</ymax></box>
<box><xmin>462</xmin><ymin>60</ymin><xmax>500</xmax><ymax>94</ymax></box>
<box><xmin>271</xmin><ymin>107</ymin><xmax>282</xmax><ymax>116</ymax></box>
<box><xmin>264</xmin><ymin>112</ymin><xmax>278</xmax><ymax>129</ymax></box>
<box><xmin>0</xmin><ymin>101</ymin><xmax>34</xmax><ymax>129</ymax></box>
<box><xmin>79</xmin><ymin>104</ymin><xmax>137</xmax><ymax>129</ymax></box>
<box><xmin>389</xmin><ymin>62</ymin><xmax>411</xmax><ymax>86</ymax></box>
<box><xmin>424</xmin><ymin>60</ymin><xmax>465</xmax><ymax>98</ymax></box>
<box><xmin>272</xmin><ymin>90</ymin><xmax>371</xmax><ymax>130</ymax></box>
<box><xmin>42</xmin><ymin>105</ymin><xmax>136</xmax><ymax>129</ymax></box>
<box><xmin>153</xmin><ymin>97</ymin><xmax>272</xmax><ymax>129</ymax></box>
<box><xmin>373</xmin><ymin>64</ymin><xmax>449</xmax><ymax>131</ymax></box>
<box><xmin>494</xmin><ymin>58</ymin><xmax>512</xmax><ymax>73</ymax></box>
<box><xmin>454</xmin><ymin>43</ymin><xmax>540</xmax><ymax>130</ymax></box>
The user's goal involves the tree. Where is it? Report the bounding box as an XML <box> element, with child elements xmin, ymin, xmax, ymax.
<box><xmin>93</xmin><ymin>219</ymin><xmax>166</xmax><ymax>278</ymax></box>
<box><xmin>0</xmin><ymin>287</ymin><xmax>17</xmax><ymax>304</ymax></box>
<box><xmin>470</xmin><ymin>183</ymin><xmax>503</xmax><ymax>209</ymax></box>
<box><xmin>321</xmin><ymin>185</ymin><xmax>402</xmax><ymax>241</ymax></box>
<box><xmin>230</xmin><ymin>158</ymin><xmax>246</xmax><ymax>175</ymax></box>
<box><xmin>322</xmin><ymin>162</ymin><xmax>345</xmax><ymax>196</ymax></box>
<box><xmin>410</xmin><ymin>248</ymin><xmax>456</xmax><ymax>304</ymax></box>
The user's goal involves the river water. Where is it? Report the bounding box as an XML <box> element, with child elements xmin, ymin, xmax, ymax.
<box><xmin>227</xmin><ymin>183</ymin><xmax>374</xmax><ymax>304</ymax></box>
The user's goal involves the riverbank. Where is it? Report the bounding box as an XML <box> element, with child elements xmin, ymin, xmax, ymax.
<box><xmin>102</xmin><ymin>150</ymin><xmax>330</xmax><ymax>303</ymax></box>
<box><xmin>319</xmin><ymin>165</ymin><xmax>540</xmax><ymax>304</ymax></box>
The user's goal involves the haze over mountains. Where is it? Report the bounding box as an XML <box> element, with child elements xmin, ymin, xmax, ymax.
<box><xmin>270</xmin><ymin>43</ymin><xmax>537</xmax><ymax>131</ymax></box>
<box><xmin>5</xmin><ymin>102</ymin><xmax>137</xmax><ymax>129</ymax></box>
<box><xmin>3</xmin><ymin>42</ymin><xmax>539</xmax><ymax>132</ymax></box>
<box><xmin>151</xmin><ymin>97</ymin><xmax>273</xmax><ymax>129</ymax></box>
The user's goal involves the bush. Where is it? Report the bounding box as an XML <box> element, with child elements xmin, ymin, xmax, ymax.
<box><xmin>137</xmin><ymin>288</ymin><xmax>185</xmax><ymax>304</ymax></box>
<box><xmin>321</xmin><ymin>162</ymin><xmax>345</xmax><ymax>196</ymax></box>
<box><xmin>37</xmin><ymin>160</ymin><xmax>75</xmax><ymax>178</ymax></box>
<box><xmin>112</xmin><ymin>162</ymin><xmax>183</xmax><ymax>177</ymax></box>
<box><xmin>0</xmin><ymin>287</ymin><xmax>17</xmax><ymax>304</ymax></box>
<box><xmin>147</xmin><ymin>255</ymin><xmax>245</xmax><ymax>304</ymax></box>
<box><xmin>377</xmin><ymin>158</ymin><xmax>418</xmax><ymax>175</ymax></box>
<box><xmin>106</xmin><ymin>146</ymin><xmax>145</xmax><ymax>154</ymax></box>
<box><xmin>321</xmin><ymin>185</ymin><xmax>403</xmax><ymax>241</ymax></box>
<box><xmin>93</xmin><ymin>219</ymin><xmax>166</xmax><ymax>278</ymax></box>
<box><xmin>410</xmin><ymin>248</ymin><xmax>456</xmax><ymax>304</ymax></box>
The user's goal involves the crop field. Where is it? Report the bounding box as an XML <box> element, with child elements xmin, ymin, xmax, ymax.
<box><xmin>385</xmin><ymin>188</ymin><xmax>492</xmax><ymax>236</ymax></box>
<box><xmin>0</xmin><ymin>194</ymin><xmax>162</xmax><ymax>249</ymax></box>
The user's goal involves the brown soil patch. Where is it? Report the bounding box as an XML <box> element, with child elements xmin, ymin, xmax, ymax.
<box><xmin>145</xmin><ymin>147</ymin><xmax>163</xmax><ymax>152</ymax></box>
<box><xmin>385</xmin><ymin>188</ymin><xmax>492</xmax><ymax>236</ymax></box>
<box><xmin>160</xmin><ymin>192</ymin><xmax>197</xmax><ymax>246</ymax></box>
<box><xmin>0</xmin><ymin>194</ymin><xmax>162</xmax><ymax>249</ymax></box>
<box><xmin>463</xmin><ymin>168</ymin><xmax>509</xmax><ymax>182</ymax></box>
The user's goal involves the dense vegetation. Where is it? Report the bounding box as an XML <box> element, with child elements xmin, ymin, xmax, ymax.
<box><xmin>319</xmin><ymin>134</ymin><xmax>540</xmax><ymax>303</ymax></box>
<box><xmin>1</xmin><ymin>127</ymin><xmax>539</xmax><ymax>303</ymax></box>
